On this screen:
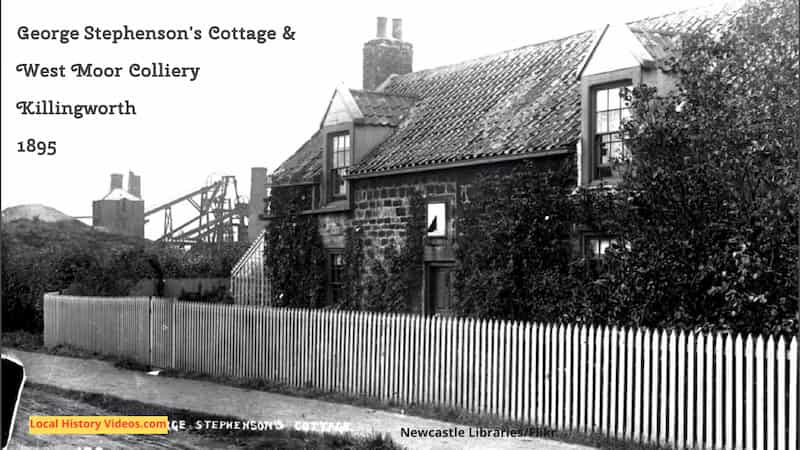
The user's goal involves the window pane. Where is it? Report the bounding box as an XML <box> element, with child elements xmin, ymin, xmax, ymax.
<box><xmin>608</xmin><ymin>87</ymin><xmax>621</xmax><ymax>109</ymax></box>
<box><xmin>621</xmin><ymin>107</ymin><xmax>631</xmax><ymax>122</ymax></box>
<box><xmin>596</xmin><ymin>89</ymin><xmax>607</xmax><ymax>111</ymax></box>
<box><xmin>597</xmin><ymin>112</ymin><xmax>607</xmax><ymax>133</ymax></box>
<box><xmin>621</xmin><ymin>88</ymin><xmax>631</xmax><ymax>108</ymax></box>
<box><xmin>586</xmin><ymin>237</ymin><xmax>619</xmax><ymax>258</ymax></box>
<box><xmin>608</xmin><ymin>109</ymin><xmax>620</xmax><ymax>132</ymax></box>
<box><xmin>332</xmin><ymin>168</ymin><xmax>346</xmax><ymax>196</ymax></box>
<box><xmin>609</xmin><ymin>141</ymin><xmax>621</xmax><ymax>161</ymax></box>
<box><xmin>588</xmin><ymin>238</ymin><xmax>601</xmax><ymax>256</ymax></box>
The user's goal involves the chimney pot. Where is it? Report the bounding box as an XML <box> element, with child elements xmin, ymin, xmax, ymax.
<box><xmin>110</xmin><ymin>173</ymin><xmax>123</xmax><ymax>191</ymax></box>
<box><xmin>376</xmin><ymin>17</ymin><xmax>387</xmax><ymax>38</ymax></box>
<box><xmin>391</xmin><ymin>18</ymin><xmax>403</xmax><ymax>40</ymax></box>
<box><xmin>128</xmin><ymin>171</ymin><xmax>141</xmax><ymax>198</ymax></box>
<box><xmin>363</xmin><ymin>17</ymin><xmax>412</xmax><ymax>90</ymax></box>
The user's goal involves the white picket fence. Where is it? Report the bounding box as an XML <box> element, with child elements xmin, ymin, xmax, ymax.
<box><xmin>229</xmin><ymin>230</ymin><xmax>270</xmax><ymax>305</ymax></box>
<box><xmin>43</xmin><ymin>295</ymin><xmax>152</xmax><ymax>364</ymax></box>
<box><xmin>44</xmin><ymin>293</ymin><xmax>798</xmax><ymax>450</ymax></box>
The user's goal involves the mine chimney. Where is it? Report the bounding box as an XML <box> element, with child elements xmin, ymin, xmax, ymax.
<box><xmin>248</xmin><ymin>167</ymin><xmax>268</xmax><ymax>242</ymax></box>
<box><xmin>128</xmin><ymin>171</ymin><xmax>141</xmax><ymax>198</ymax></box>
<box><xmin>110</xmin><ymin>173</ymin><xmax>123</xmax><ymax>191</ymax></box>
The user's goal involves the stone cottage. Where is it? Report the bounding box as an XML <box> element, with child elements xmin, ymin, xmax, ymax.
<box><xmin>262</xmin><ymin>6</ymin><xmax>737</xmax><ymax>314</ymax></box>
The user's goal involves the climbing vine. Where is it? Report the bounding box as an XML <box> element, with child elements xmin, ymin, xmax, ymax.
<box><xmin>263</xmin><ymin>185</ymin><xmax>327</xmax><ymax>308</ymax></box>
<box><xmin>338</xmin><ymin>226</ymin><xmax>365</xmax><ymax>310</ymax></box>
<box><xmin>361</xmin><ymin>189</ymin><xmax>426</xmax><ymax>312</ymax></box>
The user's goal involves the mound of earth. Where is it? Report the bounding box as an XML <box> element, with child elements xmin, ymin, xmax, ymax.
<box><xmin>1</xmin><ymin>204</ymin><xmax>77</xmax><ymax>224</ymax></box>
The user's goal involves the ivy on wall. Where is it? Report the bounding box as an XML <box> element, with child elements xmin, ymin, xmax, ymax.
<box><xmin>339</xmin><ymin>226</ymin><xmax>364</xmax><ymax>310</ymax></box>
<box><xmin>453</xmin><ymin>161</ymin><xmax>578</xmax><ymax>322</ymax></box>
<box><xmin>360</xmin><ymin>189</ymin><xmax>426</xmax><ymax>312</ymax></box>
<box><xmin>263</xmin><ymin>185</ymin><xmax>327</xmax><ymax>308</ymax></box>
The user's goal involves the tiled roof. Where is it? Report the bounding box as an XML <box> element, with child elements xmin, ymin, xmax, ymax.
<box><xmin>628</xmin><ymin>2</ymin><xmax>741</xmax><ymax>68</ymax></box>
<box><xmin>350</xmin><ymin>31</ymin><xmax>595</xmax><ymax>175</ymax></box>
<box><xmin>627</xmin><ymin>2</ymin><xmax>740</xmax><ymax>35</ymax></box>
<box><xmin>631</xmin><ymin>28</ymin><xmax>681</xmax><ymax>63</ymax></box>
<box><xmin>350</xmin><ymin>90</ymin><xmax>418</xmax><ymax>126</ymax></box>
<box><xmin>270</xmin><ymin>131</ymin><xmax>321</xmax><ymax>185</ymax></box>
<box><xmin>101</xmin><ymin>188</ymin><xmax>141</xmax><ymax>201</ymax></box>
<box><xmin>273</xmin><ymin>3</ymin><xmax>740</xmax><ymax>181</ymax></box>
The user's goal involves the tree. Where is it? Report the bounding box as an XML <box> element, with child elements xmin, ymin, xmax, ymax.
<box><xmin>601</xmin><ymin>0</ymin><xmax>799</xmax><ymax>335</ymax></box>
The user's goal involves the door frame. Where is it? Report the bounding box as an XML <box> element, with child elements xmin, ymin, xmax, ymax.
<box><xmin>423</xmin><ymin>261</ymin><xmax>456</xmax><ymax>316</ymax></box>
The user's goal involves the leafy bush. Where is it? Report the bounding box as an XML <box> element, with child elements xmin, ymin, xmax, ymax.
<box><xmin>453</xmin><ymin>161</ymin><xmax>579</xmax><ymax>322</ymax></box>
<box><xmin>599</xmin><ymin>0</ymin><xmax>799</xmax><ymax>335</ymax></box>
<box><xmin>177</xmin><ymin>285</ymin><xmax>234</xmax><ymax>304</ymax></box>
<box><xmin>1</xmin><ymin>218</ymin><xmax>249</xmax><ymax>331</ymax></box>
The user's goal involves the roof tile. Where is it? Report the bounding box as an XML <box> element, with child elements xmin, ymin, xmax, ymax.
<box><xmin>350</xmin><ymin>31</ymin><xmax>595</xmax><ymax>175</ymax></box>
<box><xmin>349</xmin><ymin>90</ymin><xmax>418</xmax><ymax>126</ymax></box>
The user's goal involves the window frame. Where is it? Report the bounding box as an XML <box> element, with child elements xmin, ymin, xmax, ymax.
<box><xmin>328</xmin><ymin>132</ymin><xmax>351</xmax><ymax>200</ymax></box>
<box><xmin>582</xmin><ymin>234</ymin><xmax>619</xmax><ymax>260</ymax></box>
<box><xmin>327</xmin><ymin>249</ymin><xmax>345</xmax><ymax>305</ymax></box>
<box><xmin>426</xmin><ymin>202</ymin><xmax>447</xmax><ymax>238</ymax></box>
<box><xmin>591</xmin><ymin>81</ymin><xmax>633</xmax><ymax>180</ymax></box>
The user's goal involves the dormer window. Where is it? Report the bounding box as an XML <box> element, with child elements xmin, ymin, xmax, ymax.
<box><xmin>594</xmin><ymin>84</ymin><xmax>631</xmax><ymax>179</ymax></box>
<box><xmin>330</xmin><ymin>132</ymin><xmax>351</xmax><ymax>199</ymax></box>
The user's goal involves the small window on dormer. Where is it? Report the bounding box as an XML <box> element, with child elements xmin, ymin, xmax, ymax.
<box><xmin>330</xmin><ymin>133</ymin><xmax>351</xmax><ymax>199</ymax></box>
<box><xmin>594</xmin><ymin>85</ymin><xmax>632</xmax><ymax>179</ymax></box>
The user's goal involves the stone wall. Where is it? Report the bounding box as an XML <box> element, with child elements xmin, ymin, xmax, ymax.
<box><xmin>351</xmin><ymin>173</ymin><xmax>458</xmax><ymax>261</ymax></box>
<box><xmin>317</xmin><ymin>212</ymin><xmax>348</xmax><ymax>249</ymax></box>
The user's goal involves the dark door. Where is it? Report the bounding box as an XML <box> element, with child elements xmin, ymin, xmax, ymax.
<box><xmin>428</xmin><ymin>266</ymin><xmax>453</xmax><ymax>315</ymax></box>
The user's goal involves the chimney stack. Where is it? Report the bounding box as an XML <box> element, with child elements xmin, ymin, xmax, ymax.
<box><xmin>376</xmin><ymin>17</ymin><xmax>387</xmax><ymax>38</ymax></box>
<box><xmin>248</xmin><ymin>167</ymin><xmax>268</xmax><ymax>242</ymax></box>
<box><xmin>110</xmin><ymin>173</ymin><xmax>123</xmax><ymax>191</ymax></box>
<box><xmin>391</xmin><ymin>18</ymin><xmax>403</xmax><ymax>40</ymax></box>
<box><xmin>363</xmin><ymin>17</ymin><xmax>413</xmax><ymax>91</ymax></box>
<box><xmin>128</xmin><ymin>171</ymin><xmax>141</xmax><ymax>198</ymax></box>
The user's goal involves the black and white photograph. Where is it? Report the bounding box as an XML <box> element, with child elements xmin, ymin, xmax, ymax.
<box><xmin>1</xmin><ymin>0</ymin><xmax>797</xmax><ymax>449</ymax></box>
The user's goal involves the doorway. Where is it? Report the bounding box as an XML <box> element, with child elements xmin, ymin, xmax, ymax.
<box><xmin>426</xmin><ymin>264</ymin><xmax>454</xmax><ymax>316</ymax></box>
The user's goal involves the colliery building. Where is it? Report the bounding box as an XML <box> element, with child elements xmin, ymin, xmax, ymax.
<box><xmin>92</xmin><ymin>171</ymin><xmax>144</xmax><ymax>238</ymax></box>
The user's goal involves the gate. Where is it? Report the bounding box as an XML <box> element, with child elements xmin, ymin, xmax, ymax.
<box><xmin>149</xmin><ymin>297</ymin><xmax>175</xmax><ymax>369</ymax></box>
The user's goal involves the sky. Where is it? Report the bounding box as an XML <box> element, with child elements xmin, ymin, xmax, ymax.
<box><xmin>1</xmin><ymin>0</ymin><xmax>720</xmax><ymax>239</ymax></box>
